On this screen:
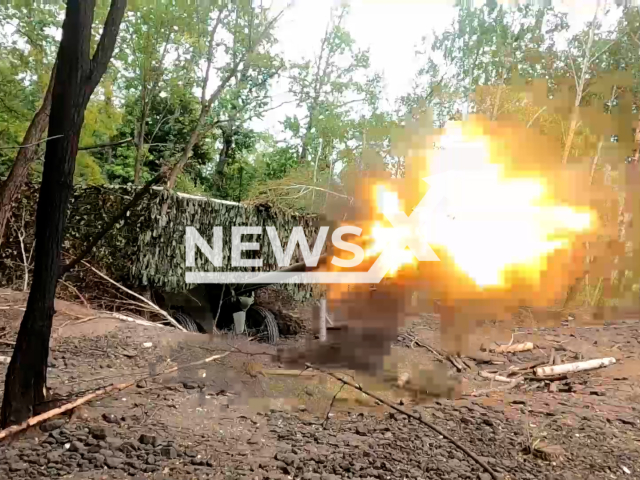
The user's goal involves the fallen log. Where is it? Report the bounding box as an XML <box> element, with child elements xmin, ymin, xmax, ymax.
<box><xmin>534</xmin><ymin>357</ymin><xmax>616</xmax><ymax>377</ymax></box>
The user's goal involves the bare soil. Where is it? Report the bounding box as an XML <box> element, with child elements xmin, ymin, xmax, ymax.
<box><xmin>0</xmin><ymin>288</ymin><xmax>639</xmax><ymax>480</ymax></box>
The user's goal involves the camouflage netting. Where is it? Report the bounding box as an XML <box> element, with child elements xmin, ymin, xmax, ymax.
<box><xmin>1</xmin><ymin>183</ymin><xmax>322</xmax><ymax>301</ymax></box>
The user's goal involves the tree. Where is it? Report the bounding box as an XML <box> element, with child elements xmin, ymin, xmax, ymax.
<box><xmin>0</xmin><ymin>65</ymin><xmax>55</xmax><ymax>245</ymax></box>
<box><xmin>116</xmin><ymin>3</ymin><xmax>185</xmax><ymax>184</ymax></box>
<box><xmin>402</xmin><ymin>4</ymin><xmax>568</xmax><ymax>126</ymax></box>
<box><xmin>210</xmin><ymin>32</ymin><xmax>285</xmax><ymax>191</ymax></box>
<box><xmin>559</xmin><ymin>3</ymin><xmax>617</xmax><ymax>164</ymax></box>
<box><xmin>0</xmin><ymin>5</ymin><xmax>61</xmax><ymax>244</ymax></box>
<box><xmin>100</xmin><ymin>86</ymin><xmax>213</xmax><ymax>185</ymax></box>
<box><xmin>287</xmin><ymin>4</ymin><xmax>382</xmax><ymax>165</ymax></box>
<box><xmin>1</xmin><ymin>0</ymin><xmax>127</xmax><ymax>427</ymax></box>
<box><xmin>163</xmin><ymin>1</ymin><xmax>286</xmax><ymax>201</ymax></box>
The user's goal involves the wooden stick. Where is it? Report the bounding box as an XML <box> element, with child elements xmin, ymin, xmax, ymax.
<box><xmin>534</xmin><ymin>357</ymin><xmax>616</xmax><ymax>377</ymax></box>
<box><xmin>447</xmin><ymin>355</ymin><xmax>466</xmax><ymax>372</ymax></box>
<box><xmin>306</xmin><ymin>363</ymin><xmax>501</xmax><ymax>480</ymax></box>
<box><xmin>479</xmin><ymin>371</ymin><xmax>513</xmax><ymax>383</ymax></box>
<box><xmin>491</xmin><ymin>342</ymin><xmax>534</xmax><ymax>353</ymax></box>
<box><xmin>0</xmin><ymin>351</ymin><xmax>228</xmax><ymax>440</ymax></box>
<box><xmin>523</xmin><ymin>374</ymin><xmax>569</xmax><ymax>382</ymax></box>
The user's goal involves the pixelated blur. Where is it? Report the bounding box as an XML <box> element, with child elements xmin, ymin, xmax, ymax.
<box><xmin>280</xmin><ymin>76</ymin><xmax>640</xmax><ymax>396</ymax></box>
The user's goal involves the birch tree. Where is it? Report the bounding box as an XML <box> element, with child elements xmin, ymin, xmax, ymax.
<box><xmin>286</xmin><ymin>4</ymin><xmax>382</xmax><ymax>165</ymax></box>
<box><xmin>163</xmin><ymin>1</ymin><xmax>286</xmax><ymax>203</ymax></box>
<box><xmin>560</xmin><ymin>2</ymin><xmax>617</xmax><ymax>164</ymax></box>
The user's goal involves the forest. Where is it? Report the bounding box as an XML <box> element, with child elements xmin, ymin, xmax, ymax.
<box><xmin>2</xmin><ymin>1</ymin><xmax>639</xmax><ymax>220</ymax></box>
<box><xmin>0</xmin><ymin>0</ymin><xmax>639</xmax><ymax>435</ymax></box>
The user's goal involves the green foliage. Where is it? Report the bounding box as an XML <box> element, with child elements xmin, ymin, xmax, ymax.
<box><xmin>285</xmin><ymin>4</ymin><xmax>384</xmax><ymax>169</ymax></box>
<box><xmin>0</xmin><ymin>4</ymin><xmax>60</xmax><ymax>176</ymax></box>
<box><xmin>3</xmin><ymin>1</ymin><xmax>640</xmax><ymax>213</ymax></box>
<box><xmin>403</xmin><ymin>4</ymin><xmax>569</xmax><ymax>126</ymax></box>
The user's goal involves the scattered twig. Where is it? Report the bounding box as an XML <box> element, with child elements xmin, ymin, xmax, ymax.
<box><xmin>405</xmin><ymin>334</ymin><xmax>446</xmax><ymax>361</ymax></box>
<box><xmin>305</xmin><ymin>363</ymin><xmax>501</xmax><ymax>480</ymax></box>
<box><xmin>523</xmin><ymin>374</ymin><xmax>569</xmax><ymax>382</ymax></box>
<box><xmin>508</xmin><ymin>359</ymin><xmax>548</xmax><ymax>373</ymax></box>
<box><xmin>72</xmin><ymin>316</ymin><xmax>101</xmax><ymax>326</ymax></box>
<box><xmin>0</xmin><ymin>134</ymin><xmax>63</xmax><ymax>150</ymax></box>
<box><xmin>0</xmin><ymin>351</ymin><xmax>229</xmax><ymax>440</ymax></box>
<box><xmin>102</xmin><ymin>312</ymin><xmax>164</xmax><ymax>328</ymax></box>
<box><xmin>447</xmin><ymin>355</ymin><xmax>466</xmax><ymax>372</ymax></box>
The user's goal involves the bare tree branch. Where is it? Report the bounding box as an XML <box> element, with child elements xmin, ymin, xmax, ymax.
<box><xmin>0</xmin><ymin>135</ymin><xmax>63</xmax><ymax>151</ymax></box>
<box><xmin>88</xmin><ymin>0</ymin><xmax>127</xmax><ymax>89</ymax></box>
<box><xmin>589</xmin><ymin>39</ymin><xmax>616</xmax><ymax>64</ymax></box>
<box><xmin>78</xmin><ymin>138</ymin><xmax>133</xmax><ymax>151</ymax></box>
<box><xmin>527</xmin><ymin>106</ymin><xmax>547</xmax><ymax>128</ymax></box>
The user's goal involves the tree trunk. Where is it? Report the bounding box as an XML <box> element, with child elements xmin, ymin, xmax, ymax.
<box><xmin>0</xmin><ymin>0</ymin><xmax>126</xmax><ymax>428</ymax></box>
<box><xmin>0</xmin><ymin>64</ymin><xmax>57</xmax><ymax>246</ymax></box>
<box><xmin>299</xmin><ymin>114</ymin><xmax>314</xmax><ymax>163</ymax></box>
<box><xmin>133</xmin><ymin>85</ymin><xmax>148</xmax><ymax>184</ymax></box>
<box><xmin>166</xmin><ymin>128</ymin><xmax>201</xmax><ymax>190</ymax></box>
<box><xmin>561</xmin><ymin>113</ymin><xmax>579</xmax><ymax>165</ymax></box>
<box><xmin>216</xmin><ymin>126</ymin><xmax>234</xmax><ymax>178</ymax></box>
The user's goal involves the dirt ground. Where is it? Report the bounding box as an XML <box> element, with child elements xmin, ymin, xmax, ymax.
<box><xmin>0</xmin><ymin>288</ymin><xmax>639</xmax><ymax>480</ymax></box>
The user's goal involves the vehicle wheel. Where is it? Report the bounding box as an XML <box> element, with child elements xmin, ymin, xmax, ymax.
<box><xmin>172</xmin><ymin>311</ymin><xmax>200</xmax><ymax>333</ymax></box>
<box><xmin>245</xmin><ymin>306</ymin><xmax>279</xmax><ymax>345</ymax></box>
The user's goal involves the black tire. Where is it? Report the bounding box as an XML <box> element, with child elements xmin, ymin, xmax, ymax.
<box><xmin>172</xmin><ymin>311</ymin><xmax>200</xmax><ymax>333</ymax></box>
<box><xmin>245</xmin><ymin>305</ymin><xmax>279</xmax><ymax>345</ymax></box>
